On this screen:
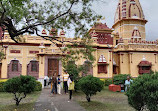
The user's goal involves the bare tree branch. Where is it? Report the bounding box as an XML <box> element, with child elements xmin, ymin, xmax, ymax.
<box><xmin>18</xmin><ymin>0</ymin><xmax>77</xmax><ymax>33</ymax></box>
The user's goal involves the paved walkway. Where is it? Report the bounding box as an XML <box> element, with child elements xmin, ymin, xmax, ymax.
<box><xmin>34</xmin><ymin>88</ymin><xmax>86</xmax><ymax>111</ymax></box>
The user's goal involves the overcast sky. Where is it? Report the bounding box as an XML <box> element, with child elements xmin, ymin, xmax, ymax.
<box><xmin>92</xmin><ymin>0</ymin><xmax>157</xmax><ymax>41</ymax></box>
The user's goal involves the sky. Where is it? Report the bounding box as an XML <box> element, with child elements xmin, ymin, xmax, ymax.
<box><xmin>91</xmin><ymin>0</ymin><xmax>157</xmax><ymax>41</ymax></box>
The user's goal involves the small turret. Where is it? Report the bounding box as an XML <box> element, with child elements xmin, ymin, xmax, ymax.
<box><xmin>59</xmin><ymin>30</ymin><xmax>65</xmax><ymax>37</ymax></box>
<box><xmin>49</xmin><ymin>28</ymin><xmax>57</xmax><ymax>37</ymax></box>
<box><xmin>41</xmin><ymin>29</ymin><xmax>47</xmax><ymax>36</ymax></box>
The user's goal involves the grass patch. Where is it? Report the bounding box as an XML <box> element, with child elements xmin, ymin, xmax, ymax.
<box><xmin>79</xmin><ymin>101</ymin><xmax>106</xmax><ymax>111</ymax></box>
<box><xmin>0</xmin><ymin>91</ymin><xmax>41</xmax><ymax>111</ymax></box>
<box><xmin>74</xmin><ymin>87</ymin><xmax>134</xmax><ymax>111</ymax></box>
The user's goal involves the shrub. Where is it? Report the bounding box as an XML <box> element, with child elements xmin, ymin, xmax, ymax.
<box><xmin>0</xmin><ymin>79</ymin><xmax>8</xmax><ymax>92</ymax></box>
<box><xmin>0</xmin><ymin>82</ymin><xmax>5</xmax><ymax>92</ymax></box>
<box><xmin>78</xmin><ymin>75</ymin><xmax>104</xmax><ymax>102</ymax></box>
<box><xmin>113</xmin><ymin>74</ymin><xmax>130</xmax><ymax>85</ymax></box>
<box><xmin>35</xmin><ymin>81</ymin><xmax>42</xmax><ymax>91</ymax></box>
<box><xmin>100</xmin><ymin>78</ymin><xmax>112</xmax><ymax>86</ymax></box>
<box><xmin>3</xmin><ymin>75</ymin><xmax>36</xmax><ymax>106</ymax></box>
<box><xmin>126</xmin><ymin>73</ymin><xmax>158</xmax><ymax>111</ymax></box>
<box><xmin>0</xmin><ymin>79</ymin><xmax>8</xmax><ymax>82</ymax></box>
<box><xmin>104</xmin><ymin>78</ymin><xmax>112</xmax><ymax>86</ymax></box>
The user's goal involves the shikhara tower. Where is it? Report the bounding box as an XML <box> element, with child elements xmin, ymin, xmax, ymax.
<box><xmin>113</xmin><ymin>0</ymin><xmax>147</xmax><ymax>42</ymax></box>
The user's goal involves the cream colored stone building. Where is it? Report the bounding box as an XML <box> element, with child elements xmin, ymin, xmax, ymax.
<box><xmin>0</xmin><ymin>0</ymin><xmax>157</xmax><ymax>86</ymax></box>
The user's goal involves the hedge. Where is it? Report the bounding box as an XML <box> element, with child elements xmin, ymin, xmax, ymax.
<box><xmin>0</xmin><ymin>79</ymin><xmax>8</xmax><ymax>82</ymax></box>
<box><xmin>0</xmin><ymin>79</ymin><xmax>8</xmax><ymax>92</ymax></box>
<box><xmin>113</xmin><ymin>74</ymin><xmax>130</xmax><ymax>85</ymax></box>
<box><xmin>35</xmin><ymin>81</ymin><xmax>42</xmax><ymax>91</ymax></box>
<box><xmin>100</xmin><ymin>78</ymin><xmax>112</xmax><ymax>86</ymax></box>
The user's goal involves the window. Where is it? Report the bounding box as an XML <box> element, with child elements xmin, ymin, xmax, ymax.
<box><xmin>12</xmin><ymin>60</ymin><xmax>18</xmax><ymax>71</ymax></box>
<box><xmin>142</xmin><ymin>66</ymin><xmax>150</xmax><ymax>70</ymax></box>
<box><xmin>116</xmin><ymin>40</ymin><xmax>118</xmax><ymax>45</ymax></box>
<box><xmin>113</xmin><ymin>65</ymin><xmax>117</xmax><ymax>74</ymax></box>
<box><xmin>31</xmin><ymin>61</ymin><xmax>38</xmax><ymax>72</ymax></box>
<box><xmin>98</xmin><ymin>64</ymin><xmax>107</xmax><ymax>73</ymax></box>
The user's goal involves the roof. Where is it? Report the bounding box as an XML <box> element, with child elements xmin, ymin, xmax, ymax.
<box><xmin>92</xmin><ymin>23</ymin><xmax>111</xmax><ymax>30</ymax></box>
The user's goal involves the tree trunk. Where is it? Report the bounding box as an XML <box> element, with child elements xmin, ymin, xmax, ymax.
<box><xmin>14</xmin><ymin>92</ymin><xmax>26</xmax><ymax>106</ymax></box>
<box><xmin>86</xmin><ymin>95</ymin><xmax>91</xmax><ymax>102</ymax></box>
<box><xmin>16</xmin><ymin>100</ymin><xmax>20</xmax><ymax>106</ymax></box>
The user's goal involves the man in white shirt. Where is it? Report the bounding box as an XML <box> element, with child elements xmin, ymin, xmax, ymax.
<box><xmin>125</xmin><ymin>76</ymin><xmax>133</xmax><ymax>92</ymax></box>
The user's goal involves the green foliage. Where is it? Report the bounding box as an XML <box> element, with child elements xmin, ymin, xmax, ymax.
<box><xmin>64</xmin><ymin>61</ymin><xmax>79</xmax><ymax>80</ymax></box>
<box><xmin>0</xmin><ymin>79</ymin><xmax>41</xmax><ymax>92</ymax></box>
<box><xmin>100</xmin><ymin>79</ymin><xmax>112</xmax><ymax>86</ymax></box>
<box><xmin>104</xmin><ymin>79</ymin><xmax>112</xmax><ymax>86</ymax></box>
<box><xmin>0</xmin><ymin>82</ymin><xmax>5</xmax><ymax>92</ymax></box>
<box><xmin>0</xmin><ymin>79</ymin><xmax>8</xmax><ymax>82</ymax></box>
<box><xmin>34</xmin><ymin>81</ymin><xmax>42</xmax><ymax>91</ymax></box>
<box><xmin>4</xmin><ymin>75</ymin><xmax>36</xmax><ymax>93</ymax></box>
<box><xmin>78</xmin><ymin>75</ymin><xmax>104</xmax><ymax>102</ymax></box>
<box><xmin>0</xmin><ymin>79</ymin><xmax>8</xmax><ymax>92</ymax></box>
<box><xmin>113</xmin><ymin>74</ymin><xmax>130</xmax><ymax>85</ymax></box>
<box><xmin>0</xmin><ymin>51</ymin><xmax>5</xmax><ymax>60</ymax></box>
<box><xmin>3</xmin><ymin>75</ymin><xmax>36</xmax><ymax>106</ymax></box>
<box><xmin>0</xmin><ymin>0</ymin><xmax>103</xmax><ymax>42</ymax></box>
<box><xmin>126</xmin><ymin>72</ymin><xmax>158</xmax><ymax>111</ymax></box>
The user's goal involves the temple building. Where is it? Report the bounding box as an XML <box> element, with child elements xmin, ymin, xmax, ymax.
<box><xmin>0</xmin><ymin>0</ymin><xmax>157</xmax><ymax>86</ymax></box>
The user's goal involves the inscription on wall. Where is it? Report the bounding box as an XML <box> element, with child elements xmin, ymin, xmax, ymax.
<box><xmin>10</xmin><ymin>50</ymin><xmax>21</xmax><ymax>53</ymax></box>
<box><xmin>29</xmin><ymin>51</ymin><xmax>39</xmax><ymax>54</ymax></box>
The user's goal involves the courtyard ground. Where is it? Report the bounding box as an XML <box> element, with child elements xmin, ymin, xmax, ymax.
<box><xmin>73</xmin><ymin>87</ymin><xmax>134</xmax><ymax>111</ymax></box>
<box><xmin>0</xmin><ymin>91</ymin><xmax>41</xmax><ymax>111</ymax></box>
<box><xmin>0</xmin><ymin>87</ymin><xmax>134</xmax><ymax>111</ymax></box>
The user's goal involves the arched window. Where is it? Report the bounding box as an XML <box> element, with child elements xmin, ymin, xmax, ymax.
<box><xmin>27</xmin><ymin>61</ymin><xmax>39</xmax><ymax>79</ymax></box>
<box><xmin>31</xmin><ymin>61</ymin><xmax>38</xmax><ymax>72</ymax></box>
<box><xmin>8</xmin><ymin>60</ymin><xmax>22</xmax><ymax>78</ymax></box>
<box><xmin>82</xmin><ymin>60</ymin><xmax>93</xmax><ymax>76</ymax></box>
<box><xmin>98</xmin><ymin>55</ymin><xmax>108</xmax><ymax>74</ymax></box>
<box><xmin>12</xmin><ymin>60</ymin><xmax>18</xmax><ymax>71</ymax></box>
<box><xmin>138</xmin><ymin>60</ymin><xmax>152</xmax><ymax>74</ymax></box>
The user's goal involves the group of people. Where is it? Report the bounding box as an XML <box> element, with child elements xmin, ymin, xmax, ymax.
<box><xmin>50</xmin><ymin>71</ymin><xmax>74</xmax><ymax>101</ymax></box>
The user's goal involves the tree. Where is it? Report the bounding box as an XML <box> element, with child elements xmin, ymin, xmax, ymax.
<box><xmin>0</xmin><ymin>0</ymin><xmax>102</xmax><ymax>43</ymax></box>
<box><xmin>126</xmin><ymin>73</ymin><xmax>158</xmax><ymax>111</ymax></box>
<box><xmin>3</xmin><ymin>75</ymin><xmax>36</xmax><ymax>106</ymax></box>
<box><xmin>78</xmin><ymin>75</ymin><xmax>104</xmax><ymax>102</ymax></box>
<box><xmin>0</xmin><ymin>51</ymin><xmax>5</xmax><ymax>60</ymax></box>
<box><xmin>0</xmin><ymin>0</ymin><xmax>102</xmax><ymax>67</ymax></box>
<box><xmin>62</xmin><ymin>37</ymin><xmax>96</xmax><ymax>79</ymax></box>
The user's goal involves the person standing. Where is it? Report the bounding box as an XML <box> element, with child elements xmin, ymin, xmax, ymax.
<box><xmin>44</xmin><ymin>76</ymin><xmax>49</xmax><ymax>87</ymax></box>
<box><xmin>63</xmin><ymin>71</ymin><xmax>69</xmax><ymax>94</ymax></box>
<box><xmin>57</xmin><ymin>75</ymin><xmax>61</xmax><ymax>94</ymax></box>
<box><xmin>51</xmin><ymin>75</ymin><xmax>57</xmax><ymax>95</ymax></box>
<box><xmin>125</xmin><ymin>76</ymin><xmax>133</xmax><ymax>92</ymax></box>
<box><xmin>53</xmin><ymin>74</ymin><xmax>57</xmax><ymax>94</ymax></box>
<box><xmin>67</xmin><ymin>75</ymin><xmax>74</xmax><ymax>101</ymax></box>
<box><xmin>51</xmin><ymin>76</ymin><xmax>54</xmax><ymax>95</ymax></box>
